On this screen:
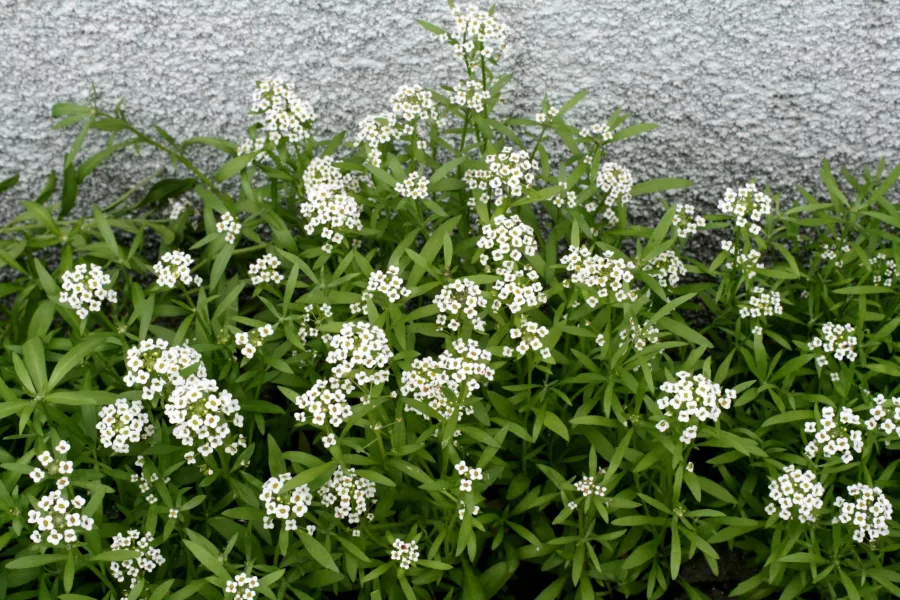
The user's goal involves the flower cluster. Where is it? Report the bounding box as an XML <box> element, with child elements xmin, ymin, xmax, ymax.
<box><xmin>301</xmin><ymin>156</ymin><xmax>364</xmax><ymax>253</ymax></box>
<box><xmin>130</xmin><ymin>456</ymin><xmax>167</xmax><ymax>504</ymax></box>
<box><xmin>579</xmin><ymin>122</ymin><xmax>613</xmax><ymax>142</ymax></box>
<box><xmin>447</xmin><ymin>3</ymin><xmax>508</xmax><ymax>62</ymax></box>
<box><xmin>391</xmin><ymin>84</ymin><xmax>440</xmax><ymax>122</ymax></box>
<box><xmin>109</xmin><ymin>530</ymin><xmax>165</xmax><ymax>593</ymax></box>
<box><xmin>248</xmin><ymin>253</ymin><xmax>284</xmax><ymax>287</ymax></box>
<box><xmin>59</xmin><ymin>264</ymin><xmax>118</xmax><ymax>319</ymax></box>
<box><xmin>454</xmin><ymin>460</ymin><xmax>484</xmax><ymax>492</ymax></box>
<box><xmin>561</xmin><ymin>245</ymin><xmax>638</xmax><ymax>305</ymax></box>
<box><xmin>225</xmin><ymin>573</ymin><xmax>260</xmax><ymax>599</ymax></box>
<box><xmin>164</xmin><ymin>375</ymin><xmax>246</xmax><ymax>458</ymax></box>
<box><xmin>451</xmin><ymin>79</ymin><xmax>491</xmax><ymax>113</ymax></box>
<box><xmin>574</xmin><ymin>473</ymin><xmax>607</xmax><ymax>497</ymax></box>
<box><xmin>505</xmin><ymin>319</ymin><xmax>551</xmax><ymax>359</ymax></box>
<box><xmin>237</xmin><ymin>78</ymin><xmax>316</xmax><ymax>156</ymax></box>
<box><xmin>458</xmin><ymin>500</ymin><xmax>482</xmax><ymax>521</ymax></box>
<box><xmin>323</xmin><ymin>322</ymin><xmax>393</xmax><ymax>384</ymax></box>
<box><xmin>739</xmin><ymin>286</ymin><xmax>783</xmax><ymax>319</ymax></box>
<box><xmin>535</xmin><ymin>106</ymin><xmax>559</xmax><ymax>124</ymax></box>
<box><xmin>402</xmin><ymin>339</ymin><xmax>495</xmax><ymax>421</ymax></box>
<box><xmin>619</xmin><ymin>318</ymin><xmax>660</xmax><ymax>352</ymax></box>
<box><xmin>476</xmin><ymin>214</ymin><xmax>539</xmax><ymax>265</ymax></box>
<box><xmin>216</xmin><ymin>213</ymin><xmax>242</xmax><ymax>244</ymax></box>
<box><xmin>491</xmin><ymin>265</ymin><xmax>547</xmax><ymax>314</ymax></box>
<box><xmin>97</xmin><ymin>398</ymin><xmax>154</xmax><ymax>453</ymax></box>
<box><xmin>869</xmin><ymin>252</ymin><xmax>897</xmax><ymax>287</ymax></box>
<box><xmin>395</xmin><ymin>171</ymin><xmax>429</xmax><ymax>199</ymax></box>
<box><xmin>153</xmin><ymin>250</ymin><xmax>202</xmax><ymax>288</ymax></box>
<box><xmin>718</xmin><ymin>182</ymin><xmax>772</xmax><ymax>235</ymax></box>
<box><xmin>672</xmin><ymin>203</ymin><xmax>706</xmax><ymax>238</ymax></box>
<box><xmin>355</xmin><ymin>114</ymin><xmax>405</xmax><ymax>167</ymax></box>
<box><xmin>297</xmin><ymin>304</ymin><xmax>333</xmax><ymax>344</ymax></box>
<box><xmin>646</xmin><ymin>250</ymin><xmax>687</xmax><ymax>289</ymax></box>
<box><xmin>464</xmin><ymin>148</ymin><xmax>536</xmax><ymax>207</ymax></box>
<box><xmin>123</xmin><ymin>338</ymin><xmax>206</xmax><ymax>400</ymax></box>
<box><xmin>596</xmin><ymin>162</ymin><xmax>633</xmax><ymax>211</ymax></box>
<box><xmin>391</xmin><ymin>538</ymin><xmax>421</xmax><ymax>570</ymax></box>
<box><xmin>27</xmin><ymin>441</ymin><xmax>95</xmax><ymax>545</ymax></box>
<box><xmin>821</xmin><ymin>243</ymin><xmax>851</xmax><ymax>269</ymax></box>
<box><xmin>235</xmin><ymin>324</ymin><xmax>275</xmax><ymax>359</ymax></box>
<box><xmin>809</xmin><ymin>322</ymin><xmax>858</xmax><ymax>370</ymax></box>
<box><xmin>353</xmin><ymin>265</ymin><xmax>412</xmax><ymax>315</ymax></box>
<box><xmin>655</xmin><ymin>372</ymin><xmax>737</xmax><ymax>444</ymax></box>
<box><xmin>764</xmin><ymin>465</ymin><xmax>825</xmax><ymax>523</ymax></box>
<box><xmin>720</xmin><ymin>241</ymin><xmax>764</xmax><ymax>279</ymax></box>
<box><xmin>435</xmin><ymin>278</ymin><xmax>487</xmax><ymax>333</ymax></box>
<box><xmin>293</xmin><ymin>376</ymin><xmax>354</xmax><ymax>430</ymax></box>
<box><xmin>864</xmin><ymin>393</ymin><xmax>900</xmax><ymax>436</ymax></box>
<box><xmin>260</xmin><ymin>473</ymin><xmax>313</xmax><ymax>531</ymax></box>
<box><xmin>803</xmin><ymin>406</ymin><xmax>864</xmax><ymax>464</ymax></box>
<box><xmin>833</xmin><ymin>483</ymin><xmax>893</xmax><ymax>543</ymax></box>
<box><xmin>318</xmin><ymin>466</ymin><xmax>377</xmax><ymax>528</ymax></box>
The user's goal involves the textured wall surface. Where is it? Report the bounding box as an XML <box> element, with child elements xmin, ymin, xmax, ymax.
<box><xmin>1</xmin><ymin>0</ymin><xmax>899</xmax><ymax>227</ymax></box>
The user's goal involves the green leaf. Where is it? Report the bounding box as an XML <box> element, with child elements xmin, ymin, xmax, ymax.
<box><xmin>631</xmin><ymin>178</ymin><xmax>692</xmax><ymax>197</ymax></box>
<box><xmin>22</xmin><ymin>338</ymin><xmax>47</xmax><ymax>394</ymax></box>
<box><xmin>90</xmin><ymin>550</ymin><xmax>142</xmax><ymax>562</ymax></box>
<box><xmin>542</xmin><ymin>411</ymin><xmax>570</xmax><ymax>442</ymax></box>
<box><xmin>47</xmin><ymin>335</ymin><xmax>111</xmax><ymax>391</ymax></box>
<box><xmin>216</xmin><ymin>152</ymin><xmax>256</xmax><ymax>181</ymax></box>
<box><xmin>300</xmin><ymin>533</ymin><xmax>339</xmax><ymax>572</ymax></box>
<box><xmin>183</xmin><ymin>540</ymin><xmax>231</xmax><ymax>580</ymax></box>
<box><xmin>658</xmin><ymin>317</ymin><xmax>712</xmax><ymax>349</ymax></box>
<box><xmin>6</xmin><ymin>554</ymin><xmax>68</xmax><ymax>569</ymax></box>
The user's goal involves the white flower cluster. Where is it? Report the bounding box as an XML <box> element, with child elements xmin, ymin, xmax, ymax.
<box><xmin>301</xmin><ymin>156</ymin><xmax>364</xmax><ymax>253</ymax></box>
<box><xmin>448</xmin><ymin>3</ymin><xmax>508</xmax><ymax>61</ymax></box>
<box><xmin>551</xmin><ymin>189</ymin><xmax>578</xmax><ymax>209</ymax></box>
<box><xmin>130</xmin><ymin>456</ymin><xmax>168</xmax><ymax>504</ymax></box>
<box><xmin>235</xmin><ymin>324</ymin><xmax>275</xmax><ymax>359</ymax></box>
<box><xmin>505</xmin><ymin>319</ymin><xmax>552</xmax><ymax>359</ymax></box>
<box><xmin>294</xmin><ymin>376</ymin><xmax>354</xmax><ymax>429</ymax></box>
<box><xmin>391</xmin><ymin>84</ymin><xmax>440</xmax><ymax>122</ymax></box>
<box><xmin>124</xmin><ymin>338</ymin><xmax>206</xmax><ymax>401</ymax></box>
<box><xmin>596</xmin><ymin>162</ymin><xmax>633</xmax><ymax>212</ymax></box>
<box><xmin>323</xmin><ymin>322</ymin><xmax>394</xmax><ymax>384</ymax></box>
<box><xmin>464</xmin><ymin>147</ymin><xmax>537</xmax><ymax>207</ymax></box>
<box><xmin>619</xmin><ymin>318</ymin><xmax>660</xmax><ymax>352</ymax></box>
<box><xmin>718</xmin><ymin>183</ymin><xmax>772</xmax><ymax>235</ymax></box>
<box><xmin>458</xmin><ymin>500</ymin><xmax>482</xmax><ymax>521</ymax></box>
<box><xmin>809</xmin><ymin>322</ymin><xmax>858</xmax><ymax>368</ymax></box>
<box><xmin>216</xmin><ymin>213</ymin><xmax>242</xmax><ymax>244</ymax></box>
<box><xmin>237</xmin><ymin>78</ymin><xmax>316</xmax><ymax>156</ymax></box>
<box><xmin>764</xmin><ymin>465</ymin><xmax>825</xmax><ymax>523</ymax></box>
<box><xmin>260</xmin><ymin>473</ymin><xmax>313</xmax><ymax>531</ymax></box>
<box><xmin>164</xmin><ymin>375</ymin><xmax>246</xmax><ymax>459</ymax></box>
<box><xmin>720</xmin><ymin>241</ymin><xmax>764</xmax><ymax>279</ymax></box>
<box><xmin>865</xmin><ymin>394</ymin><xmax>900</xmax><ymax>436</ymax></box>
<box><xmin>97</xmin><ymin>398</ymin><xmax>154</xmax><ymax>453</ymax></box>
<box><xmin>353</xmin><ymin>266</ymin><xmax>412</xmax><ymax>315</ymax></box>
<box><xmin>739</xmin><ymin>286</ymin><xmax>783</xmax><ymax>319</ymax></box>
<box><xmin>109</xmin><ymin>530</ymin><xmax>165</xmax><ymax>593</ymax></box>
<box><xmin>646</xmin><ymin>250</ymin><xmax>687</xmax><ymax>289</ymax></box>
<box><xmin>454</xmin><ymin>460</ymin><xmax>484</xmax><ymax>492</ymax></box>
<box><xmin>402</xmin><ymin>339</ymin><xmax>495</xmax><ymax>421</ymax></box>
<box><xmin>476</xmin><ymin>214</ymin><xmax>539</xmax><ymax>265</ymax></box>
<box><xmin>574</xmin><ymin>473</ymin><xmax>607</xmax><ymax>497</ymax></box>
<box><xmin>803</xmin><ymin>406</ymin><xmax>864</xmax><ymax>464</ymax></box>
<box><xmin>27</xmin><ymin>441</ymin><xmax>95</xmax><ymax>546</ymax></box>
<box><xmin>672</xmin><ymin>204</ymin><xmax>706</xmax><ymax>238</ymax></box>
<box><xmin>821</xmin><ymin>243</ymin><xmax>851</xmax><ymax>269</ymax></box>
<box><xmin>435</xmin><ymin>278</ymin><xmax>487</xmax><ymax>333</ymax></box>
<box><xmin>297</xmin><ymin>304</ymin><xmax>333</xmax><ymax>344</ymax></box>
<box><xmin>491</xmin><ymin>265</ymin><xmax>547</xmax><ymax>314</ymax></box>
<box><xmin>59</xmin><ymin>264</ymin><xmax>118</xmax><ymax>319</ymax></box>
<box><xmin>833</xmin><ymin>483</ymin><xmax>893</xmax><ymax>543</ymax></box>
<box><xmin>579</xmin><ymin>122</ymin><xmax>613</xmax><ymax>141</ymax></box>
<box><xmin>869</xmin><ymin>252</ymin><xmax>897</xmax><ymax>287</ymax></box>
<box><xmin>391</xmin><ymin>538</ymin><xmax>421</xmax><ymax>570</ymax></box>
<box><xmin>225</xmin><ymin>573</ymin><xmax>260</xmax><ymax>599</ymax></box>
<box><xmin>451</xmin><ymin>79</ymin><xmax>491</xmax><ymax>113</ymax></box>
<box><xmin>153</xmin><ymin>250</ymin><xmax>202</xmax><ymax>288</ymax></box>
<box><xmin>395</xmin><ymin>171</ymin><xmax>429</xmax><ymax>199</ymax></box>
<box><xmin>561</xmin><ymin>245</ymin><xmax>638</xmax><ymax>305</ymax></box>
<box><xmin>535</xmin><ymin>106</ymin><xmax>559</xmax><ymax>124</ymax></box>
<box><xmin>318</xmin><ymin>466</ymin><xmax>377</xmax><ymax>528</ymax></box>
<box><xmin>248</xmin><ymin>253</ymin><xmax>284</xmax><ymax>287</ymax></box>
<box><xmin>655</xmin><ymin>372</ymin><xmax>737</xmax><ymax>444</ymax></box>
<box><xmin>355</xmin><ymin>114</ymin><xmax>405</xmax><ymax>167</ymax></box>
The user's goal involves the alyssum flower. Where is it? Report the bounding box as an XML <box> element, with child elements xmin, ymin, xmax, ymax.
<box><xmin>434</xmin><ymin>278</ymin><xmax>487</xmax><ymax>333</ymax></box>
<box><xmin>109</xmin><ymin>530</ymin><xmax>165</xmax><ymax>593</ymax></box>
<box><xmin>833</xmin><ymin>483</ymin><xmax>893</xmax><ymax>543</ymax></box>
<box><xmin>803</xmin><ymin>405</ymin><xmax>864</xmax><ymax>464</ymax></box>
<box><xmin>96</xmin><ymin>398</ymin><xmax>155</xmax><ymax>453</ymax></box>
<box><xmin>123</xmin><ymin>338</ymin><xmax>206</xmax><ymax>401</ymax></box>
<box><xmin>248</xmin><ymin>253</ymin><xmax>284</xmax><ymax>287</ymax></box>
<box><xmin>216</xmin><ymin>212</ymin><xmax>241</xmax><ymax>244</ymax></box>
<box><xmin>27</xmin><ymin>440</ymin><xmax>95</xmax><ymax>546</ymax></box>
<box><xmin>153</xmin><ymin>250</ymin><xmax>202</xmax><ymax>288</ymax></box>
<box><xmin>318</xmin><ymin>466</ymin><xmax>377</xmax><ymax>529</ymax></box>
<box><xmin>464</xmin><ymin>147</ymin><xmax>536</xmax><ymax>207</ymax></box>
<box><xmin>391</xmin><ymin>538</ymin><xmax>421</xmax><ymax>570</ymax></box>
<box><xmin>655</xmin><ymin>372</ymin><xmax>737</xmax><ymax>444</ymax></box>
<box><xmin>764</xmin><ymin>464</ymin><xmax>825</xmax><ymax>523</ymax></box>
<box><xmin>237</xmin><ymin>78</ymin><xmax>316</xmax><ymax>157</ymax></box>
<box><xmin>235</xmin><ymin>324</ymin><xmax>275</xmax><ymax>359</ymax></box>
<box><xmin>260</xmin><ymin>473</ymin><xmax>313</xmax><ymax>532</ymax></box>
<box><xmin>718</xmin><ymin>182</ymin><xmax>773</xmax><ymax>235</ymax></box>
<box><xmin>163</xmin><ymin>375</ymin><xmax>246</xmax><ymax>459</ymax></box>
<box><xmin>561</xmin><ymin>245</ymin><xmax>638</xmax><ymax>305</ymax></box>
<box><xmin>59</xmin><ymin>263</ymin><xmax>118</xmax><ymax>319</ymax></box>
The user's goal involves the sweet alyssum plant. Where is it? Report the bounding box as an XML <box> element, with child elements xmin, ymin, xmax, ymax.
<box><xmin>1</xmin><ymin>2</ymin><xmax>899</xmax><ymax>599</ymax></box>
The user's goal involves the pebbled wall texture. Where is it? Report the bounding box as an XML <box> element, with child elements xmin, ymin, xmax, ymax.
<box><xmin>1</xmin><ymin>0</ymin><xmax>899</xmax><ymax>232</ymax></box>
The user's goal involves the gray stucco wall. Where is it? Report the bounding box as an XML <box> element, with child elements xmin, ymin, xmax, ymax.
<box><xmin>1</xmin><ymin>0</ymin><xmax>899</xmax><ymax>226</ymax></box>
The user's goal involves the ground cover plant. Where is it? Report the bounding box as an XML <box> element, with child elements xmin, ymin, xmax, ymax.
<box><xmin>1</xmin><ymin>2</ymin><xmax>900</xmax><ymax>599</ymax></box>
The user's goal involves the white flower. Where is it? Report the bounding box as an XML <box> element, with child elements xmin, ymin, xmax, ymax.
<box><xmin>718</xmin><ymin>182</ymin><xmax>772</xmax><ymax>235</ymax></box>
<box><xmin>646</xmin><ymin>250</ymin><xmax>687</xmax><ymax>289</ymax></box>
<box><xmin>869</xmin><ymin>252</ymin><xmax>897</xmax><ymax>287</ymax></box>
<box><xmin>153</xmin><ymin>250</ymin><xmax>200</xmax><ymax>288</ymax></box>
<box><xmin>739</xmin><ymin>286</ymin><xmax>783</xmax><ymax>320</ymax></box>
<box><xmin>451</xmin><ymin>79</ymin><xmax>491</xmax><ymax>113</ymax></box>
<box><xmin>579</xmin><ymin>122</ymin><xmax>613</xmax><ymax>141</ymax></box>
<box><xmin>619</xmin><ymin>318</ymin><xmax>660</xmax><ymax>352</ymax></box>
<box><xmin>765</xmin><ymin>464</ymin><xmax>824</xmax><ymax>523</ymax></box>
<box><xmin>216</xmin><ymin>213</ymin><xmax>242</xmax><ymax>244</ymax></box>
<box><xmin>164</xmin><ymin>375</ymin><xmax>246</xmax><ymax>460</ymax></box>
<box><xmin>319</xmin><ymin>467</ymin><xmax>377</xmax><ymax>526</ymax></box>
<box><xmin>322</xmin><ymin>433</ymin><xmax>337</xmax><ymax>448</ymax></box>
<box><xmin>435</xmin><ymin>278</ymin><xmax>487</xmax><ymax>333</ymax></box>
<box><xmin>224</xmin><ymin>573</ymin><xmax>260</xmax><ymax>598</ymax></box>
<box><xmin>260</xmin><ymin>474</ymin><xmax>312</xmax><ymax>529</ymax></box>
<box><xmin>390</xmin><ymin>538</ymin><xmax>421</xmax><ymax>570</ymax></box>
<box><xmin>109</xmin><ymin>530</ymin><xmax>166</xmax><ymax>591</ymax></box>
<box><xmin>58</xmin><ymin>264</ymin><xmax>118</xmax><ymax>319</ymax></box>
<box><xmin>833</xmin><ymin>483</ymin><xmax>892</xmax><ymax>543</ymax></box>
<box><xmin>300</xmin><ymin>157</ymin><xmax>364</xmax><ymax>252</ymax></box>
<box><xmin>574</xmin><ymin>473</ymin><xmax>607</xmax><ymax>497</ymax></box>
<box><xmin>655</xmin><ymin>372</ymin><xmax>737</xmax><ymax>444</ymax></box>
<box><xmin>808</xmin><ymin>322</ymin><xmax>858</xmax><ymax>368</ymax></box>
<box><xmin>464</xmin><ymin>148</ymin><xmax>537</xmax><ymax>207</ymax></box>
<box><xmin>561</xmin><ymin>245</ymin><xmax>637</xmax><ymax>304</ymax></box>
<box><xmin>803</xmin><ymin>405</ymin><xmax>864</xmax><ymax>464</ymax></box>
<box><xmin>596</xmin><ymin>162</ymin><xmax>633</xmax><ymax>211</ymax></box>
<box><xmin>720</xmin><ymin>241</ymin><xmax>764</xmax><ymax>279</ymax></box>
<box><xmin>672</xmin><ymin>204</ymin><xmax>706</xmax><ymax>239</ymax></box>
<box><xmin>322</xmin><ymin>322</ymin><xmax>393</xmax><ymax>383</ymax></box>
<box><xmin>97</xmin><ymin>398</ymin><xmax>154</xmax><ymax>453</ymax></box>
<box><xmin>446</xmin><ymin>4</ymin><xmax>508</xmax><ymax>62</ymax></box>
<box><xmin>248</xmin><ymin>253</ymin><xmax>284</xmax><ymax>287</ymax></box>
<box><xmin>507</xmin><ymin>319</ymin><xmax>551</xmax><ymax>358</ymax></box>
<box><xmin>237</xmin><ymin>78</ymin><xmax>316</xmax><ymax>157</ymax></box>
<box><xmin>395</xmin><ymin>172</ymin><xmax>430</xmax><ymax>200</ymax></box>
